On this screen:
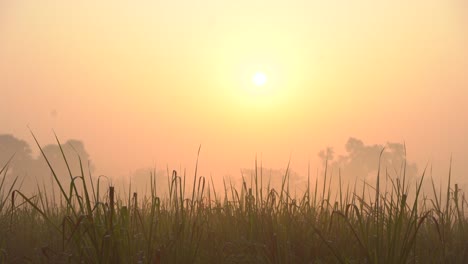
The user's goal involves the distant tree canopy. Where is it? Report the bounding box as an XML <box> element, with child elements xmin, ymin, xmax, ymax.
<box><xmin>0</xmin><ymin>134</ymin><xmax>420</xmax><ymax>197</ymax></box>
<box><xmin>0</xmin><ymin>134</ymin><xmax>93</xmax><ymax>194</ymax></box>
<box><xmin>318</xmin><ymin>137</ymin><xmax>418</xmax><ymax>181</ymax></box>
<box><xmin>227</xmin><ymin>138</ymin><xmax>420</xmax><ymax>196</ymax></box>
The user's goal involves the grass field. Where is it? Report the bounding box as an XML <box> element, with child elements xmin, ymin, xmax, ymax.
<box><xmin>1</xmin><ymin>137</ymin><xmax>467</xmax><ymax>263</ymax></box>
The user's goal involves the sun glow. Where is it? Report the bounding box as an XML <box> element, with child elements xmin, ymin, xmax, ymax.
<box><xmin>252</xmin><ymin>72</ymin><xmax>267</xmax><ymax>86</ymax></box>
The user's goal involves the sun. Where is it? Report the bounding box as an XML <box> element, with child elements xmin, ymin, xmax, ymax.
<box><xmin>252</xmin><ymin>72</ymin><xmax>267</xmax><ymax>87</ymax></box>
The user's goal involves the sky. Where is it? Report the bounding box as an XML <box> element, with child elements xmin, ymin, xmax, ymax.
<box><xmin>1</xmin><ymin>1</ymin><xmax>467</xmax><ymax>187</ymax></box>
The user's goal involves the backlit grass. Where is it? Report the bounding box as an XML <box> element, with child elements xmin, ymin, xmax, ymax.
<box><xmin>0</xmin><ymin>136</ymin><xmax>467</xmax><ymax>263</ymax></box>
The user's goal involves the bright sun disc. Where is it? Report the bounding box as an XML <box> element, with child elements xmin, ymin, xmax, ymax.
<box><xmin>252</xmin><ymin>72</ymin><xmax>267</xmax><ymax>86</ymax></box>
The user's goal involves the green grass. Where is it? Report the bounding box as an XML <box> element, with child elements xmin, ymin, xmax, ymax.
<box><xmin>1</xmin><ymin>136</ymin><xmax>467</xmax><ymax>263</ymax></box>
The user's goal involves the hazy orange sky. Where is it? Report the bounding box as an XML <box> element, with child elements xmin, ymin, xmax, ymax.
<box><xmin>1</xmin><ymin>1</ymin><xmax>467</xmax><ymax>184</ymax></box>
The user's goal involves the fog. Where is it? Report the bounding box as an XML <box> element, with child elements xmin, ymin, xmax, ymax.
<box><xmin>0</xmin><ymin>134</ymin><xmax>93</xmax><ymax>196</ymax></box>
<box><xmin>3</xmin><ymin>133</ymin><xmax>458</xmax><ymax>202</ymax></box>
<box><xmin>1</xmin><ymin>1</ymin><xmax>467</xmax><ymax>201</ymax></box>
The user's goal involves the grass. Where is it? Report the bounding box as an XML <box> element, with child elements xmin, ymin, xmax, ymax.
<box><xmin>1</xmin><ymin>136</ymin><xmax>467</xmax><ymax>263</ymax></box>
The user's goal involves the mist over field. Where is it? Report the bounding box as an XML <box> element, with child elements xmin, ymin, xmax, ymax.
<box><xmin>1</xmin><ymin>1</ymin><xmax>468</xmax><ymax>262</ymax></box>
<box><xmin>2</xmin><ymin>133</ymin><xmax>463</xmax><ymax>202</ymax></box>
<box><xmin>1</xmin><ymin>1</ymin><xmax>467</xmax><ymax>189</ymax></box>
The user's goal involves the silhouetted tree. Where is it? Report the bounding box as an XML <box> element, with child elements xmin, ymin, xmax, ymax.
<box><xmin>0</xmin><ymin>134</ymin><xmax>34</xmax><ymax>178</ymax></box>
<box><xmin>0</xmin><ymin>134</ymin><xmax>94</xmax><ymax>195</ymax></box>
<box><xmin>319</xmin><ymin>137</ymin><xmax>418</xmax><ymax>182</ymax></box>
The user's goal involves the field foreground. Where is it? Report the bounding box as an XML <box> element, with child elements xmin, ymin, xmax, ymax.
<box><xmin>1</xmin><ymin>143</ymin><xmax>468</xmax><ymax>263</ymax></box>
